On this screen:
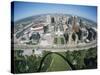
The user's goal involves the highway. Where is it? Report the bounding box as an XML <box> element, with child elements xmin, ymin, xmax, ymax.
<box><xmin>14</xmin><ymin>40</ymin><xmax>97</xmax><ymax>52</ymax></box>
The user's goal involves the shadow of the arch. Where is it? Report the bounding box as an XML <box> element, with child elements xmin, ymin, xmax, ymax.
<box><xmin>37</xmin><ymin>52</ymin><xmax>76</xmax><ymax>72</ymax></box>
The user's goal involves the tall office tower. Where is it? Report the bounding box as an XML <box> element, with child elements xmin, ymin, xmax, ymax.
<box><xmin>79</xmin><ymin>19</ymin><xmax>84</xmax><ymax>27</ymax></box>
<box><xmin>43</xmin><ymin>25</ymin><xmax>48</xmax><ymax>33</ymax></box>
<box><xmin>68</xmin><ymin>17</ymin><xmax>72</xmax><ymax>25</ymax></box>
<box><xmin>67</xmin><ymin>16</ymin><xmax>79</xmax><ymax>46</ymax></box>
<box><xmin>63</xmin><ymin>16</ymin><xmax>68</xmax><ymax>24</ymax></box>
<box><xmin>46</xmin><ymin>15</ymin><xmax>51</xmax><ymax>24</ymax></box>
<box><xmin>51</xmin><ymin>16</ymin><xmax>55</xmax><ymax>23</ymax></box>
<box><xmin>72</xmin><ymin>16</ymin><xmax>79</xmax><ymax>32</ymax></box>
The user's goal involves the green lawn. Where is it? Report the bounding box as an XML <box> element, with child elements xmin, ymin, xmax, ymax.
<box><xmin>60</xmin><ymin>37</ymin><xmax>64</xmax><ymax>44</ymax></box>
<box><xmin>47</xmin><ymin>53</ymin><xmax>71</xmax><ymax>71</ymax></box>
<box><xmin>54</xmin><ymin>38</ymin><xmax>58</xmax><ymax>44</ymax></box>
<box><xmin>54</xmin><ymin>36</ymin><xmax>65</xmax><ymax>45</ymax></box>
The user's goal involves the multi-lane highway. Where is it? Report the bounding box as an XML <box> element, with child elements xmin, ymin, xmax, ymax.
<box><xmin>14</xmin><ymin>40</ymin><xmax>97</xmax><ymax>52</ymax></box>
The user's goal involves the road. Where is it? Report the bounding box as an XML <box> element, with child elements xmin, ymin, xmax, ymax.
<box><xmin>14</xmin><ymin>40</ymin><xmax>97</xmax><ymax>52</ymax></box>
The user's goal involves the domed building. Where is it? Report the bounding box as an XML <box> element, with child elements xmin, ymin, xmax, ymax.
<box><xmin>29</xmin><ymin>32</ymin><xmax>40</xmax><ymax>44</ymax></box>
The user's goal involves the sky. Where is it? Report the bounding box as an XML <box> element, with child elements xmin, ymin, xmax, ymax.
<box><xmin>12</xmin><ymin>1</ymin><xmax>97</xmax><ymax>22</ymax></box>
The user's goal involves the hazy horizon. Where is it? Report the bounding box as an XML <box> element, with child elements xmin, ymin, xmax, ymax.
<box><xmin>11</xmin><ymin>1</ymin><xmax>97</xmax><ymax>22</ymax></box>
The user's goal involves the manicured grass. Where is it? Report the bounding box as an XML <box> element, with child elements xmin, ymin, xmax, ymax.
<box><xmin>60</xmin><ymin>37</ymin><xmax>64</xmax><ymax>44</ymax></box>
<box><xmin>54</xmin><ymin>38</ymin><xmax>58</xmax><ymax>44</ymax></box>
<box><xmin>47</xmin><ymin>53</ymin><xmax>71</xmax><ymax>71</ymax></box>
<box><xmin>54</xmin><ymin>37</ymin><xmax>65</xmax><ymax>45</ymax></box>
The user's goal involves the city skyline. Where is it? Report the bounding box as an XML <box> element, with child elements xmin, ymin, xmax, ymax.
<box><xmin>12</xmin><ymin>1</ymin><xmax>97</xmax><ymax>22</ymax></box>
<box><xmin>12</xmin><ymin>2</ymin><xmax>97</xmax><ymax>73</ymax></box>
